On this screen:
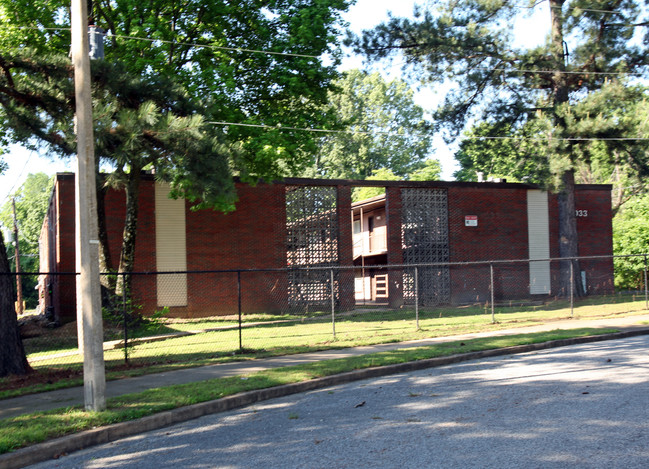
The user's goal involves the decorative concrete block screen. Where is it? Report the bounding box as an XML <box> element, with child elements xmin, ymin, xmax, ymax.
<box><xmin>401</xmin><ymin>188</ymin><xmax>451</xmax><ymax>305</ymax></box>
<box><xmin>286</xmin><ymin>185</ymin><xmax>339</xmax><ymax>309</ymax></box>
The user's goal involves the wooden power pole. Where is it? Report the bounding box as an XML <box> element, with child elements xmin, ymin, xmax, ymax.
<box><xmin>11</xmin><ymin>198</ymin><xmax>23</xmax><ymax>316</ymax></box>
<box><xmin>71</xmin><ymin>0</ymin><xmax>106</xmax><ymax>412</ymax></box>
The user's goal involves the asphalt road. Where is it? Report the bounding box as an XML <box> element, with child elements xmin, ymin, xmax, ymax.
<box><xmin>29</xmin><ymin>335</ymin><xmax>649</xmax><ymax>469</ymax></box>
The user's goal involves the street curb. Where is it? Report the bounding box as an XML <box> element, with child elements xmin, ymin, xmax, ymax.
<box><xmin>2</xmin><ymin>328</ymin><xmax>649</xmax><ymax>469</ymax></box>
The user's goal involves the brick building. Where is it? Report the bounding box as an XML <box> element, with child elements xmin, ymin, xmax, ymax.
<box><xmin>39</xmin><ymin>173</ymin><xmax>614</xmax><ymax>321</ymax></box>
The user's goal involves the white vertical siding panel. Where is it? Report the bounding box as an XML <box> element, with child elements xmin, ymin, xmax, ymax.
<box><xmin>155</xmin><ymin>182</ymin><xmax>188</xmax><ymax>306</ymax></box>
<box><xmin>527</xmin><ymin>190</ymin><xmax>551</xmax><ymax>294</ymax></box>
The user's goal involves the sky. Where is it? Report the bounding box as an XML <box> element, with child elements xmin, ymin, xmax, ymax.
<box><xmin>0</xmin><ymin>0</ymin><xmax>551</xmax><ymax>206</ymax></box>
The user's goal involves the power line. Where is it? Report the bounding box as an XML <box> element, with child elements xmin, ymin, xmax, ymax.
<box><xmin>107</xmin><ymin>33</ymin><xmax>320</xmax><ymax>59</ymax></box>
<box><xmin>18</xmin><ymin>26</ymin><xmax>320</xmax><ymax>59</ymax></box>
<box><xmin>18</xmin><ymin>25</ymin><xmax>647</xmax><ymax>77</ymax></box>
<box><xmin>482</xmin><ymin>67</ymin><xmax>646</xmax><ymax>77</ymax></box>
<box><xmin>208</xmin><ymin>121</ymin><xmax>399</xmax><ymax>136</ymax></box>
<box><xmin>209</xmin><ymin>120</ymin><xmax>649</xmax><ymax>142</ymax></box>
<box><xmin>515</xmin><ymin>0</ymin><xmax>626</xmax><ymax>15</ymax></box>
<box><xmin>471</xmin><ymin>135</ymin><xmax>649</xmax><ymax>142</ymax></box>
<box><xmin>548</xmin><ymin>4</ymin><xmax>628</xmax><ymax>15</ymax></box>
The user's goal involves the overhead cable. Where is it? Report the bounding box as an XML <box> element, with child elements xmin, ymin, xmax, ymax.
<box><xmin>481</xmin><ymin>67</ymin><xmax>646</xmax><ymax>77</ymax></box>
<box><xmin>208</xmin><ymin>120</ymin><xmax>649</xmax><ymax>141</ymax></box>
<box><xmin>18</xmin><ymin>26</ymin><xmax>320</xmax><ymax>59</ymax></box>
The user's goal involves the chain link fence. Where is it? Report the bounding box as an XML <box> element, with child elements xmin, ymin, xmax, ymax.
<box><xmin>7</xmin><ymin>253</ymin><xmax>649</xmax><ymax>385</ymax></box>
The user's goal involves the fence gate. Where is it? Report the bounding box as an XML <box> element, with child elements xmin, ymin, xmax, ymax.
<box><xmin>401</xmin><ymin>188</ymin><xmax>450</xmax><ymax>305</ymax></box>
<box><xmin>286</xmin><ymin>185</ymin><xmax>339</xmax><ymax>309</ymax></box>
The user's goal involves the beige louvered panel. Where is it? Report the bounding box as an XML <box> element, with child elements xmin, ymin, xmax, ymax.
<box><xmin>527</xmin><ymin>190</ymin><xmax>551</xmax><ymax>294</ymax></box>
<box><xmin>155</xmin><ymin>182</ymin><xmax>188</xmax><ymax>306</ymax></box>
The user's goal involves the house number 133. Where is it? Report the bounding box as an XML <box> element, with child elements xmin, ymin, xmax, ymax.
<box><xmin>575</xmin><ymin>210</ymin><xmax>588</xmax><ymax>217</ymax></box>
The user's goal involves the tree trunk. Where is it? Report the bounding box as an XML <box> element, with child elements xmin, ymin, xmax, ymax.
<box><xmin>96</xmin><ymin>171</ymin><xmax>120</xmax><ymax>313</ymax></box>
<box><xmin>557</xmin><ymin>170</ymin><xmax>585</xmax><ymax>297</ymax></box>
<box><xmin>96</xmin><ymin>170</ymin><xmax>115</xmax><ymax>290</ymax></box>
<box><xmin>550</xmin><ymin>0</ymin><xmax>584</xmax><ymax>297</ymax></box>
<box><xmin>115</xmin><ymin>168</ymin><xmax>141</xmax><ymax>299</ymax></box>
<box><xmin>0</xmin><ymin>231</ymin><xmax>31</xmax><ymax>377</ymax></box>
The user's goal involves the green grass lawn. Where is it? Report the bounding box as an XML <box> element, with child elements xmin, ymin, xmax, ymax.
<box><xmin>0</xmin><ymin>327</ymin><xmax>620</xmax><ymax>454</ymax></box>
<box><xmin>7</xmin><ymin>294</ymin><xmax>647</xmax><ymax>399</ymax></box>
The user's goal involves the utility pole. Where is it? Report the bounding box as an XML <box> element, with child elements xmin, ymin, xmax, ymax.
<box><xmin>71</xmin><ymin>0</ymin><xmax>106</xmax><ymax>411</ymax></box>
<box><xmin>11</xmin><ymin>198</ymin><xmax>23</xmax><ymax>316</ymax></box>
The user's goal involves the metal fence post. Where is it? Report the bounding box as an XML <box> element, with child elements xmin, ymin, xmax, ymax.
<box><xmin>238</xmin><ymin>270</ymin><xmax>242</xmax><ymax>352</ymax></box>
<box><xmin>122</xmin><ymin>273</ymin><xmax>128</xmax><ymax>363</ymax></box>
<box><xmin>414</xmin><ymin>266</ymin><xmax>419</xmax><ymax>330</ymax></box>
<box><xmin>490</xmin><ymin>263</ymin><xmax>495</xmax><ymax>323</ymax></box>
<box><xmin>644</xmin><ymin>254</ymin><xmax>648</xmax><ymax>311</ymax></box>
<box><xmin>330</xmin><ymin>268</ymin><xmax>336</xmax><ymax>338</ymax></box>
<box><xmin>570</xmin><ymin>260</ymin><xmax>574</xmax><ymax>318</ymax></box>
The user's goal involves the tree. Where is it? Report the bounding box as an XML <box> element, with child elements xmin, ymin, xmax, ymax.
<box><xmin>353</xmin><ymin>0</ymin><xmax>649</xmax><ymax>295</ymax></box>
<box><xmin>351</xmin><ymin>159</ymin><xmax>441</xmax><ymax>201</ymax></box>
<box><xmin>306</xmin><ymin>69</ymin><xmax>434</xmax><ymax>180</ymax></box>
<box><xmin>0</xmin><ymin>151</ymin><xmax>30</xmax><ymax>376</ymax></box>
<box><xmin>409</xmin><ymin>157</ymin><xmax>442</xmax><ymax>181</ymax></box>
<box><xmin>0</xmin><ymin>173</ymin><xmax>54</xmax><ymax>309</ymax></box>
<box><xmin>453</xmin><ymin>122</ymin><xmax>547</xmax><ymax>183</ymax></box>
<box><xmin>455</xmin><ymin>82</ymin><xmax>649</xmax><ymax>215</ymax></box>
<box><xmin>0</xmin><ymin>231</ymin><xmax>31</xmax><ymax>376</ymax></box>
<box><xmin>0</xmin><ymin>166</ymin><xmax>31</xmax><ymax>378</ymax></box>
<box><xmin>613</xmin><ymin>194</ymin><xmax>649</xmax><ymax>290</ymax></box>
<box><xmin>0</xmin><ymin>0</ymin><xmax>351</xmax><ymax>300</ymax></box>
<box><xmin>0</xmin><ymin>49</ymin><xmax>236</xmax><ymax>302</ymax></box>
<box><xmin>352</xmin><ymin>167</ymin><xmax>401</xmax><ymax>201</ymax></box>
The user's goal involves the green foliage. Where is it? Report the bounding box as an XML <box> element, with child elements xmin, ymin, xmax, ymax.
<box><xmin>101</xmin><ymin>294</ymin><xmax>143</xmax><ymax>330</ymax></box>
<box><xmin>454</xmin><ymin>122</ymin><xmax>547</xmax><ymax>183</ymax></box>
<box><xmin>613</xmin><ymin>194</ymin><xmax>649</xmax><ymax>290</ymax></box>
<box><xmin>102</xmin><ymin>288</ymin><xmax>169</xmax><ymax>332</ymax></box>
<box><xmin>0</xmin><ymin>173</ymin><xmax>53</xmax><ymax>250</ymax></box>
<box><xmin>306</xmin><ymin>69</ymin><xmax>435</xmax><ymax>180</ymax></box>
<box><xmin>557</xmin><ymin>82</ymin><xmax>649</xmax><ymax>209</ymax></box>
<box><xmin>409</xmin><ymin>158</ymin><xmax>442</xmax><ymax>181</ymax></box>
<box><xmin>352</xmin><ymin>168</ymin><xmax>400</xmax><ymax>202</ymax></box>
<box><xmin>350</xmin><ymin>158</ymin><xmax>442</xmax><ymax>202</ymax></box>
<box><xmin>0</xmin><ymin>0</ymin><xmax>352</xmax><ymax>307</ymax></box>
<box><xmin>455</xmin><ymin>83</ymin><xmax>649</xmax><ymax>214</ymax></box>
<box><xmin>0</xmin><ymin>173</ymin><xmax>54</xmax><ymax>307</ymax></box>
<box><xmin>351</xmin><ymin>0</ymin><xmax>649</xmax><ymax>191</ymax></box>
<box><xmin>0</xmin><ymin>0</ymin><xmax>352</xmax><ymax>192</ymax></box>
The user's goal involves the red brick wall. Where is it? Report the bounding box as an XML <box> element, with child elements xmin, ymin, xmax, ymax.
<box><xmin>103</xmin><ymin>178</ymin><xmax>157</xmax><ymax>315</ymax></box>
<box><xmin>575</xmin><ymin>187</ymin><xmax>615</xmax><ymax>294</ymax></box>
<box><xmin>447</xmin><ymin>185</ymin><xmax>530</xmax><ymax>303</ymax></box>
<box><xmin>48</xmin><ymin>174</ymin><xmax>160</xmax><ymax>321</ymax></box>
<box><xmin>181</xmin><ymin>182</ymin><xmax>288</xmax><ymax>317</ymax></box>
<box><xmin>448</xmin><ymin>185</ymin><xmax>530</xmax><ymax>261</ymax></box>
<box><xmin>385</xmin><ymin>186</ymin><xmax>404</xmax><ymax>307</ymax></box>
<box><xmin>53</xmin><ymin>175</ymin><xmax>77</xmax><ymax>321</ymax></box>
<box><xmin>545</xmin><ymin>188</ymin><xmax>614</xmax><ymax>296</ymax></box>
<box><xmin>336</xmin><ymin>185</ymin><xmax>355</xmax><ymax>311</ymax></box>
<box><xmin>103</xmin><ymin>178</ymin><xmax>157</xmax><ymax>272</ymax></box>
<box><xmin>42</xmin><ymin>176</ymin><xmax>614</xmax><ymax>318</ymax></box>
<box><xmin>38</xmin><ymin>188</ymin><xmax>56</xmax><ymax>316</ymax></box>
